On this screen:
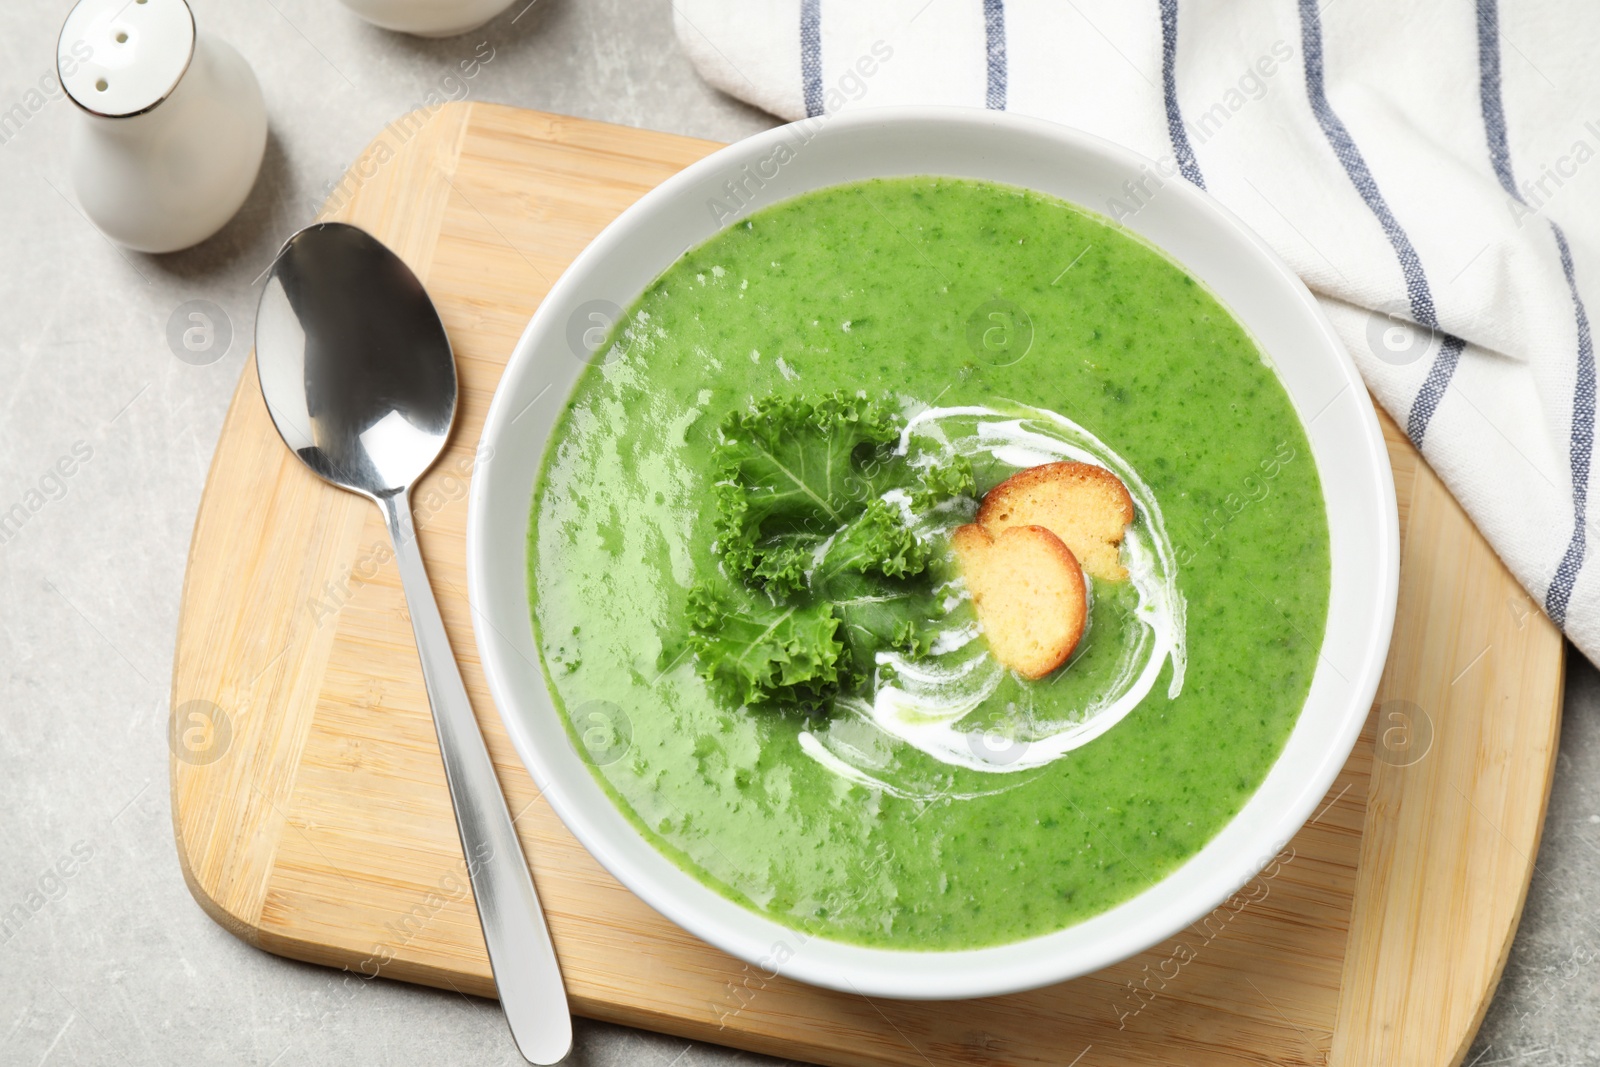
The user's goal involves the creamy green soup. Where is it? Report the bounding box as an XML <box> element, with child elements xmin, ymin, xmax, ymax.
<box><xmin>529</xmin><ymin>177</ymin><xmax>1329</xmax><ymax>950</ymax></box>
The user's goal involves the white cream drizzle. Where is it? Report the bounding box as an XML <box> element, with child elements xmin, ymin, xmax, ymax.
<box><xmin>798</xmin><ymin>401</ymin><xmax>1188</xmax><ymax>794</ymax></box>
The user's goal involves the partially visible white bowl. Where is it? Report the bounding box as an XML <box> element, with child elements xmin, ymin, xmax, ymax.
<box><xmin>335</xmin><ymin>0</ymin><xmax>512</xmax><ymax>37</ymax></box>
<box><xmin>467</xmin><ymin>107</ymin><xmax>1398</xmax><ymax>1000</ymax></box>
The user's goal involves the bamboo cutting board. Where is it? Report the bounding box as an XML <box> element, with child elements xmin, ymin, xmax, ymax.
<box><xmin>170</xmin><ymin>102</ymin><xmax>1565</xmax><ymax>1067</ymax></box>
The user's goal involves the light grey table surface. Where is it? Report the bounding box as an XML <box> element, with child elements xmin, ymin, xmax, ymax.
<box><xmin>0</xmin><ymin>2</ymin><xmax>1596</xmax><ymax>1064</ymax></box>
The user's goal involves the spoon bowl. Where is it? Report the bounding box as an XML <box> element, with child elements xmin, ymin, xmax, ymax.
<box><xmin>256</xmin><ymin>223</ymin><xmax>456</xmax><ymax>498</ymax></box>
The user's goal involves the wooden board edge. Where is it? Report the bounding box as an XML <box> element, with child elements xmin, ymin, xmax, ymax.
<box><xmin>241</xmin><ymin>920</ymin><xmax>845</xmax><ymax>1065</ymax></box>
<box><xmin>168</xmin><ymin>101</ymin><xmax>474</xmax><ymax>948</ymax></box>
<box><xmin>168</xmin><ymin>360</ymin><xmax>276</xmax><ymax>947</ymax></box>
<box><xmin>1331</xmin><ymin>409</ymin><xmax>1568</xmax><ymax>1066</ymax></box>
<box><xmin>1447</xmin><ymin>652</ymin><xmax>1565</xmax><ymax>1067</ymax></box>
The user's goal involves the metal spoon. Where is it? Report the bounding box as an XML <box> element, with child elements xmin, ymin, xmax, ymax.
<box><xmin>255</xmin><ymin>222</ymin><xmax>572</xmax><ymax>1065</ymax></box>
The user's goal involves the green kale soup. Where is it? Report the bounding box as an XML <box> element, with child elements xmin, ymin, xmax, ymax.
<box><xmin>528</xmin><ymin>177</ymin><xmax>1329</xmax><ymax>950</ymax></box>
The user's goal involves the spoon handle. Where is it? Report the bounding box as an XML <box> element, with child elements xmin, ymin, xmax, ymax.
<box><xmin>381</xmin><ymin>490</ymin><xmax>573</xmax><ymax>1066</ymax></box>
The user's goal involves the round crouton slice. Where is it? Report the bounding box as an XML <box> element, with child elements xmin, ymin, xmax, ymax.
<box><xmin>951</xmin><ymin>523</ymin><xmax>1088</xmax><ymax>679</ymax></box>
<box><xmin>977</xmin><ymin>462</ymin><xmax>1136</xmax><ymax>582</ymax></box>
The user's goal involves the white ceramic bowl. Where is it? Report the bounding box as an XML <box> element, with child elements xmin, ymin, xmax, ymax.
<box><xmin>335</xmin><ymin>0</ymin><xmax>514</xmax><ymax>37</ymax></box>
<box><xmin>467</xmin><ymin>107</ymin><xmax>1399</xmax><ymax>1000</ymax></box>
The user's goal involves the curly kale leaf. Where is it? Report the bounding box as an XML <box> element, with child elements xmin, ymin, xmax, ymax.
<box><xmin>907</xmin><ymin>455</ymin><xmax>977</xmax><ymax>510</ymax></box>
<box><xmin>816</xmin><ymin>499</ymin><xmax>931</xmax><ymax>582</ymax></box>
<box><xmin>807</xmin><ymin>503</ymin><xmax>945</xmax><ymax>681</ymax></box>
<box><xmin>747</xmin><ymin>535</ymin><xmax>824</xmax><ymax>598</ymax></box>
<box><xmin>825</xmin><ymin>577</ymin><xmax>946</xmax><ymax>685</ymax></box>
<box><xmin>713</xmin><ymin>393</ymin><xmax>900</xmax><ymax>579</ymax></box>
<box><xmin>684</xmin><ymin>585</ymin><xmax>844</xmax><ymax>709</ymax></box>
<box><xmin>689</xmin><ymin>393</ymin><xmax>975</xmax><ymax>708</ymax></box>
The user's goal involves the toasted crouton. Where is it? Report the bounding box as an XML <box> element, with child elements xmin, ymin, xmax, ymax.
<box><xmin>951</xmin><ymin>524</ymin><xmax>1087</xmax><ymax>679</ymax></box>
<box><xmin>977</xmin><ymin>462</ymin><xmax>1135</xmax><ymax>581</ymax></box>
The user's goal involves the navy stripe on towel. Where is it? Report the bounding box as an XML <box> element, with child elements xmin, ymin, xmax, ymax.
<box><xmin>1476</xmin><ymin>0</ymin><xmax>1517</xmax><ymax>197</ymax></box>
<box><xmin>1476</xmin><ymin>0</ymin><xmax>1596</xmax><ymax>623</ymax></box>
<box><xmin>1405</xmin><ymin>335</ymin><xmax>1466</xmax><ymax>445</ymax></box>
<box><xmin>983</xmin><ymin>0</ymin><xmax>1007</xmax><ymax>110</ymax></box>
<box><xmin>1159</xmin><ymin>0</ymin><xmax>1204</xmax><ymax>188</ymax></box>
<box><xmin>1298</xmin><ymin>0</ymin><xmax>1464</xmax><ymax>447</ymax></box>
<box><xmin>801</xmin><ymin>0</ymin><xmax>823</xmax><ymax>118</ymax></box>
<box><xmin>1545</xmin><ymin>225</ymin><xmax>1596</xmax><ymax>625</ymax></box>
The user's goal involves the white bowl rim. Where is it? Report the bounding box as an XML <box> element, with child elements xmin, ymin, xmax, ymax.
<box><xmin>467</xmin><ymin>105</ymin><xmax>1400</xmax><ymax>1001</ymax></box>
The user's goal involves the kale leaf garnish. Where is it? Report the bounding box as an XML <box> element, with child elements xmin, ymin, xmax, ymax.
<box><xmin>685</xmin><ymin>392</ymin><xmax>974</xmax><ymax>707</ymax></box>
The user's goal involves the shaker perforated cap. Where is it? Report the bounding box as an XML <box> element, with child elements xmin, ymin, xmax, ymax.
<box><xmin>58</xmin><ymin>0</ymin><xmax>196</xmax><ymax>117</ymax></box>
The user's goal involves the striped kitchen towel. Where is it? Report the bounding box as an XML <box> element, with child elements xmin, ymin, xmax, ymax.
<box><xmin>674</xmin><ymin>0</ymin><xmax>1600</xmax><ymax>664</ymax></box>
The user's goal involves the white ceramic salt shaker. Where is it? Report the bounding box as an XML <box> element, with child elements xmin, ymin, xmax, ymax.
<box><xmin>335</xmin><ymin>0</ymin><xmax>517</xmax><ymax>38</ymax></box>
<box><xmin>58</xmin><ymin>0</ymin><xmax>268</xmax><ymax>254</ymax></box>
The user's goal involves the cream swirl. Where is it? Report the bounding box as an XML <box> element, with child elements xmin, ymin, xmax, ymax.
<box><xmin>799</xmin><ymin>401</ymin><xmax>1187</xmax><ymax>793</ymax></box>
